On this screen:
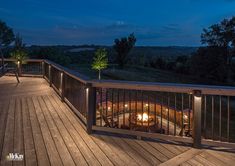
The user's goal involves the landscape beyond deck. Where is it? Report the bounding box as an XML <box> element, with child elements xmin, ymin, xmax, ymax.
<box><xmin>0</xmin><ymin>76</ymin><xmax>235</xmax><ymax>166</ymax></box>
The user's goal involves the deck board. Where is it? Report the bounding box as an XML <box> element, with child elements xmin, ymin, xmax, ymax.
<box><xmin>21</xmin><ymin>98</ymin><xmax>37</xmax><ymax>166</ymax></box>
<box><xmin>13</xmin><ymin>98</ymin><xmax>24</xmax><ymax>166</ymax></box>
<box><xmin>99</xmin><ymin>135</ymin><xmax>139</xmax><ymax>166</ymax></box>
<box><xmin>42</xmin><ymin>95</ymin><xmax>88</xmax><ymax>166</ymax></box>
<box><xmin>0</xmin><ymin>100</ymin><xmax>9</xmax><ymax>161</ymax></box>
<box><xmin>38</xmin><ymin>96</ymin><xmax>76</xmax><ymax>166</ymax></box>
<box><xmin>47</xmin><ymin>95</ymin><xmax>100</xmax><ymax>166</ymax></box>
<box><xmin>26</xmin><ymin>97</ymin><xmax>50</xmax><ymax>166</ymax></box>
<box><xmin>0</xmin><ymin>76</ymin><xmax>235</xmax><ymax>166</ymax></box>
<box><xmin>51</xmin><ymin>94</ymin><xmax>114</xmax><ymax>166</ymax></box>
<box><xmin>32</xmin><ymin>96</ymin><xmax>63</xmax><ymax>166</ymax></box>
<box><xmin>1</xmin><ymin>98</ymin><xmax>15</xmax><ymax>166</ymax></box>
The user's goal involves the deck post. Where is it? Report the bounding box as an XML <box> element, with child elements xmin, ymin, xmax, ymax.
<box><xmin>49</xmin><ymin>64</ymin><xmax>52</xmax><ymax>87</ymax></box>
<box><xmin>17</xmin><ymin>60</ymin><xmax>22</xmax><ymax>76</ymax></box>
<box><xmin>86</xmin><ymin>83</ymin><xmax>96</xmax><ymax>134</ymax></box>
<box><xmin>42</xmin><ymin>61</ymin><xmax>45</xmax><ymax>78</ymax></box>
<box><xmin>192</xmin><ymin>90</ymin><xmax>202</xmax><ymax>148</ymax></box>
<box><xmin>61</xmin><ymin>71</ymin><xmax>65</xmax><ymax>102</ymax></box>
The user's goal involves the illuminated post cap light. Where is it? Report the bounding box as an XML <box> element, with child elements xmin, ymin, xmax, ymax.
<box><xmin>124</xmin><ymin>104</ymin><xmax>128</xmax><ymax>108</ymax></box>
<box><xmin>193</xmin><ymin>90</ymin><xmax>202</xmax><ymax>98</ymax></box>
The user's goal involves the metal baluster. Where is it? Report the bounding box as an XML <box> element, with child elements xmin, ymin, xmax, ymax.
<box><xmin>100</xmin><ymin>88</ymin><xmax>102</xmax><ymax>126</ymax></box>
<box><xmin>167</xmin><ymin>94</ymin><xmax>170</xmax><ymax>135</ymax></box>
<box><xmin>111</xmin><ymin>89</ymin><xmax>114</xmax><ymax>127</ymax></box>
<box><xmin>135</xmin><ymin>91</ymin><xmax>138</xmax><ymax>126</ymax></box>
<box><xmin>117</xmin><ymin>89</ymin><xmax>120</xmax><ymax>128</ymax></box>
<box><xmin>161</xmin><ymin>94</ymin><xmax>163</xmax><ymax>133</ymax></box>
<box><xmin>129</xmin><ymin>90</ymin><xmax>131</xmax><ymax>129</ymax></box>
<box><xmin>219</xmin><ymin>95</ymin><xmax>222</xmax><ymax>140</ymax></box>
<box><xmin>147</xmin><ymin>94</ymin><xmax>150</xmax><ymax>130</ymax></box>
<box><xmin>154</xmin><ymin>93</ymin><xmax>157</xmax><ymax>127</ymax></box>
<box><xmin>181</xmin><ymin>94</ymin><xmax>184</xmax><ymax>136</ymax></box>
<box><xmin>106</xmin><ymin>89</ymin><xmax>108</xmax><ymax>119</ymax></box>
<box><xmin>174</xmin><ymin>93</ymin><xmax>177</xmax><ymax>136</ymax></box>
<box><xmin>188</xmin><ymin>94</ymin><xmax>191</xmax><ymax>133</ymax></box>
<box><xmin>212</xmin><ymin>96</ymin><xmax>214</xmax><ymax>140</ymax></box>
<box><xmin>141</xmin><ymin>91</ymin><xmax>144</xmax><ymax>127</ymax></box>
<box><xmin>123</xmin><ymin>89</ymin><xmax>125</xmax><ymax>127</ymax></box>
<box><xmin>204</xmin><ymin>95</ymin><xmax>207</xmax><ymax>138</ymax></box>
<box><xmin>227</xmin><ymin>96</ymin><xmax>230</xmax><ymax>142</ymax></box>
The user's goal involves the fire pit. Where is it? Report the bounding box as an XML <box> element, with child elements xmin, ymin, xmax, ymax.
<box><xmin>130</xmin><ymin>112</ymin><xmax>155</xmax><ymax>127</ymax></box>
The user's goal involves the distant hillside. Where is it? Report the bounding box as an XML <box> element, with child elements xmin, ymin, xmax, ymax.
<box><xmin>128</xmin><ymin>46</ymin><xmax>198</xmax><ymax>59</ymax></box>
<box><xmin>63</xmin><ymin>45</ymin><xmax>198</xmax><ymax>60</ymax></box>
<box><xmin>24</xmin><ymin>45</ymin><xmax>198</xmax><ymax>64</ymax></box>
<box><xmin>28</xmin><ymin>45</ymin><xmax>197</xmax><ymax>57</ymax></box>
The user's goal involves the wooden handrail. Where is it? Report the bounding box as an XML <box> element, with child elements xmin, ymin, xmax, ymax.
<box><xmin>44</xmin><ymin>59</ymin><xmax>90</xmax><ymax>84</ymax></box>
<box><xmin>91</xmin><ymin>80</ymin><xmax>235</xmax><ymax>96</ymax></box>
<box><xmin>4</xmin><ymin>58</ymin><xmax>43</xmax><ymax>62</ymax></box>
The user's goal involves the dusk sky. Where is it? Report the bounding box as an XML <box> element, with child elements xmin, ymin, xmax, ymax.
<box><xmin>1</xmin><ymin>0</ymin><xmax>235</xmax><ymax>46</ymax></box>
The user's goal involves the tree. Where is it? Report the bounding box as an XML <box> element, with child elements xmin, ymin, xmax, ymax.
<box><xmin>0</xmin><ymin>20</ymin><xmax>15</xmax><ymax>73</ymax></box>
<box><xmin>10</xmin><ymin>34</ymin><xmax>28</xmax><ymax>75</ymax></box>
<box><xmin>190</xmin><ymin>47</ymin><xmax>227</xmax><ymax>82</ymax></box>
<box><xmin>92</xmin><ymin>48</ymin><xmax>108</xmax><ymax>80</ymax></box>
<box><xmin>11</xmin><ymin>34</ymin><xmax>28</xmax><ymax>62</ymax></box>
<box><xmin>113</xmin><ymin>33</ymin><xmax>136</xmax><ymax>68</ymax></box>
<box><xmin>29</xmin><ymin>46</ymin><xmax>71</xmax><ymax>66</ymax></box>
<box><xmin>201</xmin><ymin>16</ymin><xmax>235</xmax><ymax>82</ymax></box>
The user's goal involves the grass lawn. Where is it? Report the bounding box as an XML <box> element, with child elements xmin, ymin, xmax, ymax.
<box><xmin>69</xmin><ymin>63</ymin><xmax>227</xmax><ymax>85</ymax></box>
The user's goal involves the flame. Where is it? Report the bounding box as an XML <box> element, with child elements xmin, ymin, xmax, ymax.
<box><xmin>137</xmin><ymin>113</ymin><xmax>149</xmax><ymax>122</ymax></box>
<box><xmin>143</xmin><ymin>113</ymin><xmax>148</xmax><ymax>122</ymax></box>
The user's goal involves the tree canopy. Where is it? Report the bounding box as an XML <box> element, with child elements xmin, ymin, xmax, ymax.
<box><xmin>113</xmin><ymin>33</ymin><xmax>136</xmax><ymax>68</ymax></box>
<box><xmin>0</xmin><ymin>20</ymin><xmax>14</xmax><ymax>47</ymax></box>
<box><xmin>190</xmin><ymin>47</ymin><xmax>227</xmax><ymax>82</ymax></box>
<box><xmin>199</xmin><ymin>16</ymin><xmax>235</xmax><ymax>82</ymax></box>
<box><xmin>10</xmin><ymin>34</ymin><xmax>28</xmax><ymax>64</ymax></box>
<box><xmin>201</xmin><ymin>16</ymin><xmax>235</xmax><ymax>65</ymax></box>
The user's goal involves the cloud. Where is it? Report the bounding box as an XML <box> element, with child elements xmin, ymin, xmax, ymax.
<box><xmin>162</xmin><ymin>24</ymin><xmax>181</xmax><ymax>32</ymax></box>
<box><xmin>15</xmin><ymin>20</ymin><xmax>200</xmax><ymax>46</ymax></box>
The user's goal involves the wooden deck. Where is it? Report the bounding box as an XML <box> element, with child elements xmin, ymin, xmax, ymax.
<box><xmin>0</xmin><ymin>76</ymin><xmax>235</xmax><ymax>166</ymax></box>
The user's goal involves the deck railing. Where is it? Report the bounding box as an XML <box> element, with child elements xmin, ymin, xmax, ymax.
<box><xmin>3</xmin><ymin>58</ymin><xmax>235</xmax><ymax>148</ymax></box>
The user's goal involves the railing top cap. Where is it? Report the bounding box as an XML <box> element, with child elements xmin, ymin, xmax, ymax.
<box><xmin>91</xmin><ymin>79</ymin><xmax>235</xmax><ymax>96</ymax></box>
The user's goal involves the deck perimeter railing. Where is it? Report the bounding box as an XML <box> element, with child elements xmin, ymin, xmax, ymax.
<box><xmin>3</xmin><ymin>58</ymin><xmax>235</xmax><ymax>148</ymax></box>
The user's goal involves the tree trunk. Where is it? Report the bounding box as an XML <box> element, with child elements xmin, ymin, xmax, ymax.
<box><xmin>226</xmin><ymin>47</ymin><xmax>232</xmax><ymax>83</ymax></box>
<box><xmin>98</xmin><ymin>70</ymin><xmax>101</xmax><ymax>80</ymax></box>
